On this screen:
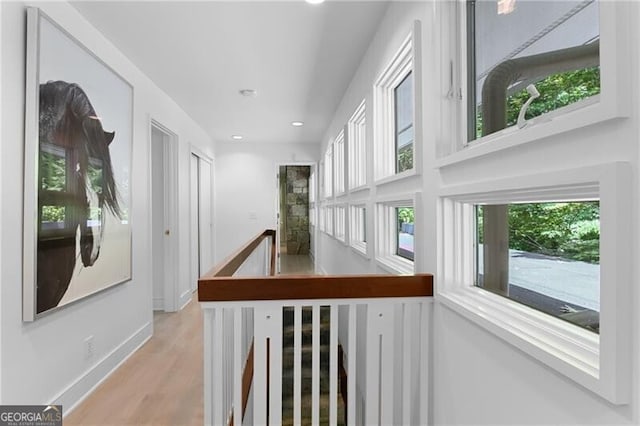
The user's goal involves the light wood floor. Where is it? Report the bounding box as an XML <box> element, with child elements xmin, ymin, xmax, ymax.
<box><xmin>65</xmin><ymin>295</ymin><xmax>204</xmax><ymax>426</ymax></box>
<box><xmin>65</xmin><ymin>255</ymin><xmax>314</xmax><ymax>425</ymax></box>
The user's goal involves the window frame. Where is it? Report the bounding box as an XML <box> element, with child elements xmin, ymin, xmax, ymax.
<box><xmin>326</xmin><ymin>204</ymin><xmax>334</xmax><ymax>237</ymax></box>
<box><xmin>437</xmin><ymin>162</ymin><xmax>632</xmax><ymax>404</ymax></box>
<box><xmin>334</xmin><ymin>204</ymin><xmax>347</xmax><ymax>244</ymax></box>
<box><xmin>373</xmin><ymin>21</ymin><xmax>422</xmax><ymax>184</ymax></box>
<box><xmin>334</xmin><ymin>129</ymin><xmax>346</xmax><ymax>196</ymax></box>
<box><xmin>348</xmin><ymin>100</ymin><xmax>367</xmax><ymax>191</ymax></box>
<box><xmin>319</xmin><ymin>203</ymin><xmax>326</xmax><ymax>233</ymax></box>
<box><xmin>375</xmin><ymin>193</ymin><xmax>420</xmax><ymax>275</ymax></box>
<box><xmin>323</xmin><ymin>144</ymin><xmax>333</xmax><ymax>199</ymax></box>
<box><xmin>437</xmin><ymin>1</ymin><xmax>631</xmax><ymax>166</ymax></box>
<box><xmin>349</xmin><ymin>203</ymin><xmax>368</xmax><ymax>258</ymax></box>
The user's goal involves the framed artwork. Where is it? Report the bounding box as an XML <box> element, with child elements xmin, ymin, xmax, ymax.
<box><xmin>23</xmin><ymin>8</ymin><xmax>133</xmax><ymax>321</ymax></box>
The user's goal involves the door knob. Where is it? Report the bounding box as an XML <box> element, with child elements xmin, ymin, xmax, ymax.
<box><xmin>164</xmin><ymin>230</ymin><xmax>170</xmax><ymax>235</ymax></box>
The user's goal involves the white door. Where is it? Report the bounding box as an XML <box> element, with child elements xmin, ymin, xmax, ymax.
<box><xmin>151</xmin><ymin>128</ymin><xmax>165</xmax><ymax>310</ymax></box>
<box><xmin>190</xmin><ymin>154</ymin><xmax>200</xmax><ymax>292</ymax></box>
<box><xmin>151</xmin><ymin>123</ymin><xmax>179</xmax><ymax>312</ymax></box>
<box><xmin>198</xmin><ymin>159</ymin><xmax>213</xmax><ymax>276</ymax></box>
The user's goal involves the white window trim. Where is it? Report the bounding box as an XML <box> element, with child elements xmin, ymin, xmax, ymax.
<box><xmin>309</xmin><ymin>202</ymin><xmax>316</xmax><ymax>228</ymax></box>
<box><xmin>349</xmin><ymin>203</ymin><xmax>368</xmax><ymax>258</ymax></box>
<box><xmin>334</xmin><ymin>129</ymin><xmax>346</xmax><ymax>196</ymax></box>
<box><xmin>437</xmin><ymin>162</ymin><xmax>632</xmax><ymax>404</ymax></box>
<box><xmin>373</xmin><ymin>21</ymin><xmax>423</xmax><ymax>183</ymax></box>
<box><xmin>324</xmin><ymin>144</ymin><xmax>333</xmax><ymax>199</ymax></box>
<box><xmin>334</xmin><ymin>204</ymin><xmax>347</xmax><ymax>244</ymax></box>
<box><xmin>309</xmin><ymin>168</ymin><xmax>316</xmax><ymax>204</ymax></box>
<box><xmin>318</xmin><ymin>204</ymin><xmax>326</xmax><ymax>233</ymax></box>
<box><xmin>441</xmin><ymin>1</ymin><xmax>631</xmax><ymax>166</ymax></box>
<box><xmin>326</xmin><ymin>204</ymin><xmax>334</xmax><ymax>237</ymax></box>
<box><xmin>348</xmin><ymin>99</ymin><xmax>368</xmax><ymax>191</ymax></box>
<box><xmin>375</xmin><ymin>193</ymin><xmax>419</xmax><ymax>275</ymax></box>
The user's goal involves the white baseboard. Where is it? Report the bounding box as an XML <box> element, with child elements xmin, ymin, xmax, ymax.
<box><xmin>153</xmin><ymin>297</ymin><xmax>164</xmax><ymax>311</ymax></box>
<box><xmin>57</xmin><ymin>321</ymin><xmax>153</xmax><ymax>417</ymax></box>
<box><xmin>179</xmin><ymin>290</ymin><xmax>192</xmax><ymax>310</ymax></box>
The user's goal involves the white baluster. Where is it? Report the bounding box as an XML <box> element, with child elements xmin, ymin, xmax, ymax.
<box><xmin>213</xmin><ymin>308</ymin><xmax>225</xmax><ymax>426</ymax></box>
<box><xmin>268</xmin><ymin>307</ymin><xmax>283</xmax><ymax>426</ymax></box>
<box><xmin>311</xmin><ymin>304</ymin><xmax>320</xmax><ymax>426</ymax></box>
<box><xmin>347</xmin><ymin>304</ymin><xmax>357</xmax><ymax>426</ymax></box>
<box><xmin>254</xmin><ymin>307</ymin><xmax>269</xmax><ymax>425</ymax></box>
<box><xmin>293</xmin><ymin>305</ymin><xmax>302</xmax><ymax>426</ymax></box>
<box><xmin>233</xmin><ymin>307</ymin><xmax>243</xmax><ymax>426</ymax></box>
<box><xmin>419</xmin><ymin>301</ymin><xmax>430</xmax><ymax>426</ymax></box>
<box><xmin>329</xmin><ymin>304</ymin><xmax>338</xmax><ymax>426</ymax></box>
<box><xmin>203</xmin><ymin>308</ymin><xmax>214</xmax><ymax>426</ymax></box>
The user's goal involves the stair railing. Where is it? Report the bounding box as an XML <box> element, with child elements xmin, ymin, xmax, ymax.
<box><xmin>199</xmin><ymin>229</ymin><xmax>433</xmax><ymax>426</ymax></box>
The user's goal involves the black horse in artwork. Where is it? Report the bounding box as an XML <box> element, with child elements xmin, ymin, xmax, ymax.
<box><xmin>37</xmin><ymin>81</ymin><xmax>121</xmax><ymax>313</ymax></box>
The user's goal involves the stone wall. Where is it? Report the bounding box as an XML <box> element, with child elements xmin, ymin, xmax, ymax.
<box><xmin>284</xmin><ymin>166</ymin><xmax>310</xmax><ymax>254</ymax></box>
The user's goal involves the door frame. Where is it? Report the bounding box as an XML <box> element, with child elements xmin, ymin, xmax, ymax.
<box><xmin>150</xmin><ymin>119</ymin><xmax>180</xmax><ymax>312</ymax></box>
<box><xmin>190</xmin><ymin>146</ymin><xmax>214</xmax><ymax>291</ymax></box>
<box><xmin>274</xmin><ymin>162</ymin><xmax>315</xmax><ymax>274</ymax></box>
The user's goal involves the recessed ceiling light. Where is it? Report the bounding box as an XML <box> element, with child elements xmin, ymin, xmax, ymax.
<box><xmin>231</xmin><ymin>135</ymin><xmax>244</xmax><ymax>140</ymax></box>
<box><xmin>305</xmin><ymin>0</ymin><xmax>325</xmax><ymax>4</ymax></box>
<box><xmin>291</xmin><ymin>121</ymin><xmax>304</xmax><ymax>127</ymax></box>
<box><xmin>239</xmin><ymin>89</ymin><xmax>258</xmax><ymax>97</ymax></box>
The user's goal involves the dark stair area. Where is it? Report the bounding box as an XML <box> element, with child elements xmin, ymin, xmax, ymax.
<box><xmin>281</xmin><ymin>307</ymin><xmax>345</xmax><ymax>425</ymax></box>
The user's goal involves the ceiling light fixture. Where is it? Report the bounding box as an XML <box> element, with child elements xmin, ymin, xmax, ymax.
<box><xmin>291</xmin><ymin>121</ymin><xmax>304</xmax><ymax>127</ymax></box>
<box><xmin>239</xmin><ymin>89</ymin><xmax>258</xmax><ymax>97</ymax></box>
<box><xmin>231</xmin><ymin>135</ymin><xmax>244</xmax><ymax>140</ymax></box>
<box><xmin>305</xmin><ymin>0</ymin><xmax>325</xmax><ymax>4</ymax></box>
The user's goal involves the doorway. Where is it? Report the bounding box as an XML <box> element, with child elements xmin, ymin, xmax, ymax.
<box><xmin>277</xmin><ymin>165</ymin><xmax>313</xmax><ymax>275</ymax></box>
<box><xmin>151</xmin><ymin>121</ymin><xmax>179</xmax><ymax>312</ymax></box>
<box><xmin>190</xmin><ymin>152</ymin><xmax>214</xmax><ymax>290</ymax></box>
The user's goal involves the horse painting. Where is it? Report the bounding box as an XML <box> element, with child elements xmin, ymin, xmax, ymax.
<box><xmin>37</xmin><ymin>81</ymin><xmax>121</xmax><ymax>314</ymax></box>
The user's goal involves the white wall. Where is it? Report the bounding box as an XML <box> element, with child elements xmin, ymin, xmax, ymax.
<box><xmin>213</xmin><ymin>142</ymin><xmax>318</xmax><ymax>263</ymax></box>
<box><xmin>0</xmin><ymin>1</ymin><xmax>212</xmax><ymax>409</ymax></box>
<box><xmin>315</xmin><ymin>1</ymin><xmax>431</xmax><ymax>277</ymax></box>
<box><xmin>316</xmin><ymin>1</ymin><xmax>640</xmax><ymax>425</ymax></box>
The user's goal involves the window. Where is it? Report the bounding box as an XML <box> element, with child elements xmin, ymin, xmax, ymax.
<box><xmin>334</xmin><ymin>130</ymin><xmax>345</xmax><ymax>195</ymax></box>
<box><xmin>326</xmin><ymin>205</ymin><xmax>334</xmax><ymax>236</ymax></box>
<box><xmin>375</xmin><ymin>196</ymin><xmax>417</xmax><ymax>275</ymax></box>
<box><xmin>476</xmin><ymin>201</ymin><xmax>600</xmax><ymax>333</ymax></box>
<box><xmin>467</xmin><ymin>0</ymin><xmax>600</xmax><ymax>141</ymax></box>
<box><xmin>309</xmin><ymin>203</ymin><xmax>316</xmax><ymax>228</ymax></box>
<box><xmin>335</xmin><ymin>205</ymin><xmax>346</xmax><ymax>243</ymax></box>
<box><xmin>350</xmin><ymin>205</ymin><xmax>367</xmax><ymax>256</ymax></box>
<box><xmin>374</xmin><ymin>23</ymin><xmax>421</xmax><ymax>181</ymax></box>
<box><xmin>323</xmin><ymin>145</ymin><xmax>333</xmax><ymax>198</ymax></box>
<box><xmin>395</xmin><ymin>73</ymin><xmax>414</xmax><ymax>173</ymax></box>
<box><xmin>438</xmin><ymin>163</ymin><xmax>631</xmax><ymax>404</ymax></box>
<box><xmin>348</xmin><ymin>100</ymin><xmax>367</xmax><ymax>189</ymax></box>
<box><xmin>309</xmin><ymin>168</ymin><xmax>316</xmax><ymax>204</ymax></box>
<box><xmin>396</xmin><ymin>207</ymin><xmax>414</xmax><ymax>261</ymax></box>
<box><xmin>319</xmin><ymin>205</ymin><xmax>325</xmax><ymax>233</ymax></box>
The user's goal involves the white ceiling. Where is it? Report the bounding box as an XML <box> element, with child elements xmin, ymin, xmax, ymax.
<box><xmin>71</xmin><ymin>1</ymin><xmax>390</xmax><ymax>145</ymax></box>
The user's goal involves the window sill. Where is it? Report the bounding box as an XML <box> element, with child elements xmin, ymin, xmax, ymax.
<box><xmin>348</xmin><ymin>185</ymin><xmax>370</xmax><ymax>196</ymax></box>
<box><xmin>436</xmin><ymin>97</ymin><xmax>627</xmax><ymax>169</ymax></box>
<box><xmin>375</xmin><ymin>167</ymin><xmax>419</xmax><ymax>188</ymax></box>
<box><xmin>350</xmin><ymin>242</ymin><xmax>369</xmax><ymax>260</ymax></box>
<box><xmin>376</xmin><ymin>255</ymin><xmax>414</xmax><ymax>275</ymax></box>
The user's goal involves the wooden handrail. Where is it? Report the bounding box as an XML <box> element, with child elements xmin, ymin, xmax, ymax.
<box><xmin>199</xmin><ymin>274</ymin><xmax>433</xmax><ymax>302</ymax></box>
<box><xmin>202</xmin><ymin>229</ymin><xmax>276</xmax><ymax>278</ymax></box>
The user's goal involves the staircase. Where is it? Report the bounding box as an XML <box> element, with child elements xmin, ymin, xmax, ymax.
<box><xmin>282</xmin><ymin>307</ymin><xmax>345</xmax><ymax>425</ymax></box>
